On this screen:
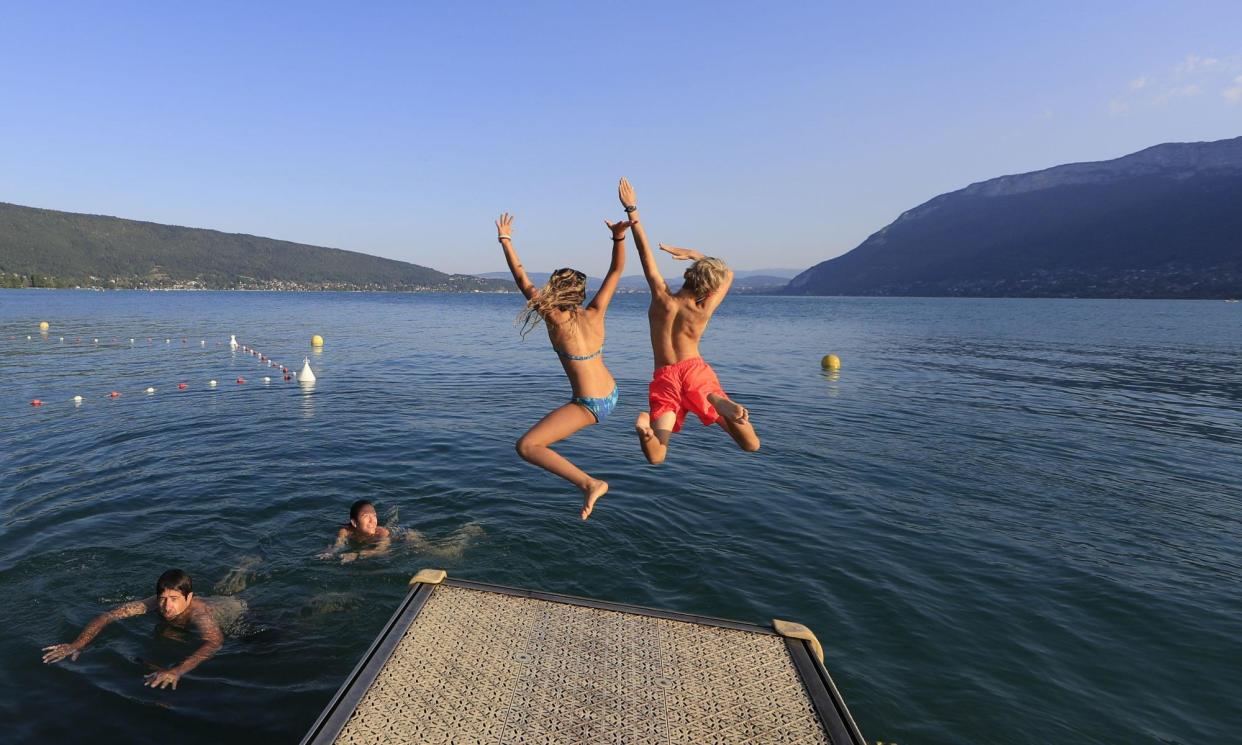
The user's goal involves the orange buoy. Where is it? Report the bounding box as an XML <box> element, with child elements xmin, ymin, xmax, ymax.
<box><xmin>30</xmin><ymin>399</ymin><xmax>43</xmax><ymax>407</ymax></box>
<box><xmin>177</xmin><ymin>383</ymin><xmax>188</xmax><ymax>390</ymax></box>
<box><xmin>109</xmin><ymin>391</ymin><xmax>121</xmax><ymax>398</ymax></box>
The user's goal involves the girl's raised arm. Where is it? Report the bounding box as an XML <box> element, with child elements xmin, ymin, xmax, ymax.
<box><xmin>588</xmin><ymin>219</ymin><xmax>631</xmax><ymax>313</ymax></box>
<box><xmin>497</xmin><ymin>213</ymin><xmax>538</xmax><ymax>300</ymax></box>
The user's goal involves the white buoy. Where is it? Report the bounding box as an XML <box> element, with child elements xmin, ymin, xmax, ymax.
<box><xmin>208</xmin><ymin>379</ymin><xmax>218</xmax><ymax>387</ymax></box>
<box><xmin>59</xmin><ymin>337</ymin><xmax>64</xmax><ymax>342</ymax></box>
<box><xmin>93</xmin><ymin>338</ymin><xmax>98</xmax><ymax>343</ymax></box>
<box><xmin>298</xmin><ymin>357</ymin><xmax>316</xmax><ymax>384</ymax></box>
<box><xmin>72</xmin><ymin>395</ymin><xmax>83</xmax><ymax>404</ymax></box>
<box><xmin>229</xmin><ymin>334</ymin><xmax>238</xmax><ymax>350</ymax></box>
<box><xmin>165</xmin><ymin>339</ymin><xmax>170</xmax><ymax>344</ymax></box>
<box><xmin>263</xmin><ymin>376</ymin><xmax>271</xmax><ymax>383</ymax></box>
<box><xmin>130</xmin><ymin>338</ymin><xmax>135</xmax><ymax>344</ymax></box>
<box><xmin>201</xmin><ymin>340</ymin><xmax>206</xmax><ymax>346</ymax></box>
<box><xmin>145</xmin><ymin>387</ymin><xmax>156</xmax><ymax>394</ymax></box>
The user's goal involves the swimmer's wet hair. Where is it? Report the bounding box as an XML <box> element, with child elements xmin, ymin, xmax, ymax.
<box><xmin>517</xmin><ymin>268</ymin><xmax>587</xmax><ymax>338</ymax></box>
<box><xmin>683</xmin><ymin>257</ymin><xmax>729</xmax><ymax>299</ymax></box>
<box><xmin>350</xmin><ymin>499</ymin><xmax>375</xmax><ymax>522</ymax></box>
<box><xmin>156</xmin><ymin>568</ymin><xmax>193</xmax><ymax>597</ymax></box>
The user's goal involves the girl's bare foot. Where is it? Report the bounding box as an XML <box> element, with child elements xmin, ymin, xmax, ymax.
<box><xmin>581</xmin><ymin>479</ymin><xmax>608</xmax><ymax>520</ymax></box>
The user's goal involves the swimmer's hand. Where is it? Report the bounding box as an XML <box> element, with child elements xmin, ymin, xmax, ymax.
<box><xmin>658</xmin><ymin>244</ymin><xmax>704</xmax><ymax>261</ymax></box>
<box><xmin>144</xmin><ymin>668</ymin><xmax>181</xmax><ymax>690</ymax></box>
<box><xmin>315</xmin><ymin>551</ymin><xmax>335</xmax><ymax>561</ymax></box>
<box><xmin>340</xmin><ymin>552</ymin><xmax>359</xmax><ymax>564</ymax></box>
<box><xmin>42</xmin><ymin>643</ymin><xmax>82</xmax><ymax>664</ymax></box>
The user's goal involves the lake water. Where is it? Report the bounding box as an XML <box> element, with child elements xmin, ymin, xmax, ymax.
<box><xmin>0</xmin><ymin>290</ymin><xmax>1238</xmax><ymax>745</ymax></box>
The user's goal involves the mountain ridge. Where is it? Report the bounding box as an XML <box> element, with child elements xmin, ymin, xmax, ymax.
<box><xmin>787</xmin><ymin>136</ymin><xmax>1242</xmax><ymax>298</ymax></box>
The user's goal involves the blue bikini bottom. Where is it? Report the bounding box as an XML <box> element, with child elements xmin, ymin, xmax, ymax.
<box><xmin>571</xmin><ymin>385</ymin><xmax>619</xmax><ymax>423</ymax></box>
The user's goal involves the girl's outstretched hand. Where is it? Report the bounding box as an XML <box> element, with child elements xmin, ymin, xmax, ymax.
<box><xmin>618</xmin><ymin>178</ymin><xmax>637</xmax><ymax>208</ymax></box>
<box><xmin>496</xmin><ymin>212</ymin><xmax>514</xmax><ymax>240</ymax></box>
<box><xmin>658</xmin><ymin>244</ymin><xmax>703</xmax><ymax>261</ymax></box>
<box><xmin>604</xmin><ymin>219</ymin><xmax>633</xmax><ymax>240</ymax></box>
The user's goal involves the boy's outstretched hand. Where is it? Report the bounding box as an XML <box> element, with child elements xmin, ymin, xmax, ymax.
<box><xmin>604</xmin><ymin>219</ymin><xmax>633</xmax><ymax>240</ymax></box>
<box><xmin>496</xmin><ymin>212</ymin><xmax>514</xmax><ymax>240</ymax></box>
<box><xmin>144</xmin><ymin>668</ymin><xmax>181</xmax><ymax>690</ymax></box>
<box><xmin>618</xmin><ymin>178</ymin><xmax>637</xmax><ymax>208</ymax></box>
<box><xmin>659</xmin><ymin>244</ymin><xmax>704</xmax><ymax>261</ymax></box>
<box><xmin>42</xmin><ymin>643</ymin><xmax>81</xmax><ymax>664</ymax></box>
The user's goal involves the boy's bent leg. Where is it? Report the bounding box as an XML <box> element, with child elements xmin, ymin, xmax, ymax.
<box><xmin>708</xmin><ymin>394</ymin><xmax>760</xmax><ymax>451</ymax></box>
<box><xmin>636</xmin><ymin>411</ymin><xmax>674</xmax><ymax>464</ymax></box>
<box><xmin>516</xmin><ymin>403</ymin><xmax>608</xmax><ymax>519</ymax></box>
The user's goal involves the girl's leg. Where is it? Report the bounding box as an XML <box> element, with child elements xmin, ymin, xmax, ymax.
<box><xmin>635</xmin><ymin>411</ymin><xmax>676</xmax><ymax>464</ymax></box>
<box><xmin>515</xmin><ymin>403</ymin><xmax>609</xmax><ymax>519</ymax></box>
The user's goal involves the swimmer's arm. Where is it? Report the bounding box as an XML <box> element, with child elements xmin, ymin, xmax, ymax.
<box><xmin>146</xmin><ymin>608</ymin><xmax>223</xmax><ymax>689</ymax></box>
<box><xmin>43</xmin><ymin>598</ymin><xmax>153</xmax><ymax>663</ymax></box>
<box><xmin>317</xmin><ymin>528</ymin><xmax>350</xmax><ymax>559</ymax></box>
<box><xmin>588</xmin><ymin>220</ymin><xmax>630</xmax><ymax>312</ymax></box>
<box><xmin>497</xmin><ymin>212</ymin><xmax>538</xmax><ymax>299</ymax></box>
<box><xmin>619</xmin><ymin>178</ymin><xmax>668</xmax><ymax>296</ymax></box>
<box><xmin>355</xmin><ymin>532</ymin><xmax>392</xmax><ymax>560</ymax></box>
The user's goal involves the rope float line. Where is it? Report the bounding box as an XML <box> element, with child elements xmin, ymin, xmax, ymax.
<box><xmin>22</xmin><ymin>335</ymin><xmax>317</xmax><ymax>408</ymax></box>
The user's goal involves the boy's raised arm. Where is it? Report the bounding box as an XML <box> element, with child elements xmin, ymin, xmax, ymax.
<box><xmin>618</xmin><ymin>178</ymin><xmax>668</xmax><ymax>296</ymax></box>
<box><xmin>497</xmin><ymin>213</ymin><xmax>538</xmax><ymax>300</ymax></box>
<box><xmin>42</xmin><ymin>598</ymin><xmax>153</xmax><ymax>663</ymax></box>
<box><xmin>660</xmin><ymin>244</ymin><xmax>734</xmax><ymax>310</ymax></box>
<box><xmin>587</xmin><ymin>220</ymin><xmax>631</xmax><ymax>312</ymax></box>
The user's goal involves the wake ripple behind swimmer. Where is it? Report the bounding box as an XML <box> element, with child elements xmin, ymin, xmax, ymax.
<box><xmin>400</xmin><ymin>522</ymin><xmax>485</xmax><ymax>561</ymax></box>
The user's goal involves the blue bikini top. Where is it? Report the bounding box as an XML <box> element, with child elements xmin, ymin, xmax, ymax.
<box><xmin>554</xmin><ymin>345</ymin><xmax>603</xmax><ymax>361</ymax></box>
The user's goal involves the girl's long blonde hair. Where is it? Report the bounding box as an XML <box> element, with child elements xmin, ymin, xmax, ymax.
<box><xmin>517</xmin><ymin>268</ymin><xmax>587</xmax><ymax>338</ymax></box>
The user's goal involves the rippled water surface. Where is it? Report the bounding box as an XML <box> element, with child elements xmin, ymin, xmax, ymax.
<box><xmin>1</xmin><ymin>290</ymin><xmax>1238</xmax><ymax>744</ymax></box>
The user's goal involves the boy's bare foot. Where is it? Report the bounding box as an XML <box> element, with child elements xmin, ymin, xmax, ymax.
<box><xmin>580</xmin><ymin>479</ymin><xmax>608</xmax><ymax>520</ymax></box>
<box><xmin>636</xmin><ymin>411</ymin><xmax>654</xmax><ymax>441</ymax></box>
<box><xmin>711</xmin><ymin>396</ymin><xmax>750</xmax><ymax>425</ymax></box>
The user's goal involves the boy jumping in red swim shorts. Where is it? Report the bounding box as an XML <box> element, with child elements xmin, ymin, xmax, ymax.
<box><xmin>617</xmin><ymin>178</ymin><xmax>760</xmax><ymax>463</ymax></box>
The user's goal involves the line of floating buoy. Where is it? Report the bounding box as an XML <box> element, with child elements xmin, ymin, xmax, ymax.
<box><xmin>23</xmin><ymin>334</ymin><xmax>318</xmax><ymax>409</ymax></box>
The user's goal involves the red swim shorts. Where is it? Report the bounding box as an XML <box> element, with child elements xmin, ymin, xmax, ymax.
<box><xmin>648</xmin><ymin>357</ymin><xmax>726</xmax><ymax>433</ymax></box>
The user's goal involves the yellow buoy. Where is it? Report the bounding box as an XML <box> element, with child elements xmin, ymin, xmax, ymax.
<box><xmin>820</xmin><ymin>354</ymin><xmax>841</xmax><ymax>370</ymax></box>
<box><xmin>311</xmin><ymin>334</ymin><xmax>324</xmax><ymax>348</ymax></box>
<box><xmin>39</xmin><ymin>321</ymin><xmax>49</xmax><ymax>331</ymax></box>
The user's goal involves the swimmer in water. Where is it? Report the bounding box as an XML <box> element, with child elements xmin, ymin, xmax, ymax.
<box><xmin>496</xmin><ymin>211</ymin><xmax>630</xmax><ymax>519</ymax></box>
<box><xmin>317</xmin><ymin>499</ymin><xmax>392</xmax><ymax>563</ymax></box>
<box><xmin>618</xmin><ymin>177</ymin><xmax>760</xmax><ymax>463</ymax></box>
<box><xmin>41</xmin><ymin>569</ymin><xmax>223</xmax><ymax>690</ymax></box>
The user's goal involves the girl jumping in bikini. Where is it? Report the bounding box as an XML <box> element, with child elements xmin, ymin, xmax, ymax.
<box><xmin>496</xmin><ymin>211</ymin><xmax>631</xmax><ymax>519</ymax></box>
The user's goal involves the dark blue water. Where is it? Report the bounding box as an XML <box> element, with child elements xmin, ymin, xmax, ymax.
<box><xmin>1</xmin><ymin>290</ymin><xmax>1238</xmax><ymax>744</ymax></box>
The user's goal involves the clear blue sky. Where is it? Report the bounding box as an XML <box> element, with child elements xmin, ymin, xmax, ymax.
<box><xmin>3</xmin><ymin>1</ymin><xmax>1240</xmax><ymax>277</ymax></box>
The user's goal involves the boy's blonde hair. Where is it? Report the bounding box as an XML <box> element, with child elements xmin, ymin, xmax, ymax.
<box><xmin>683</xmin><ymin>257</ymin><xmax>729</xmax><ymax>299</ymax></box>
<box><xmin>517</xmin><ymin>268</ymin><xmax>587</xmax><ymax>338</ymax></box>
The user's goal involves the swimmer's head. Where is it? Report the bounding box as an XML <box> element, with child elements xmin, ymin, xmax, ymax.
<box><xmin>517</xmin><ymin>268</ymin><xmax>587</xmax><ymax>338</ymax></box>
<box><xmin>349</xmin><ymin>499</ymin><xmax>378</xmax><ymax>535</ymax></box>
<box><xmin>155</xmin><ymin>569</ymin><xmax>193</xmax><ymax>620</ymax></box>
<box><xmin>683</xmin><ymin>257</ymin><xmax>729</xmax><ymax>300</ymax></box>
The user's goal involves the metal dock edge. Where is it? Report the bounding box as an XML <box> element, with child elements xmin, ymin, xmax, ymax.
<box><xmin>301</xmin><ymin>570</ymin><xmax>867</xmax><ymax>744</ymax></box>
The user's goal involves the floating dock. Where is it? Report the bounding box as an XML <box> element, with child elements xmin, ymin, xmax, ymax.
<box><xmin>302</xmin><ymin>570</ymin><xmax>865</xmax><ymax>744</ymax></box>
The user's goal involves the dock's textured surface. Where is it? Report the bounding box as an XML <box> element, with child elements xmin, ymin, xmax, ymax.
<box><xmin>334</xmin><ymin>585</ymin><xmax>829</xmax><ymax>744</ymax></box>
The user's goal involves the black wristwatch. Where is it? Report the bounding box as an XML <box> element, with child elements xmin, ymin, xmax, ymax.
<box><xmin>624</xmin><ymin>205</ymin><xmax>637</xmax><ymax>213</ymax></box>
